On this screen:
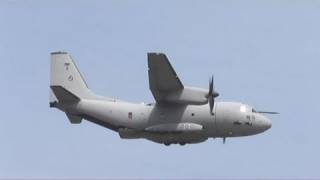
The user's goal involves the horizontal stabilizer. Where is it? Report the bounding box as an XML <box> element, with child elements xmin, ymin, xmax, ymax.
<box><xmin>50</xmin><ymin>86</ymin><xmax>80</xmax><ymax>104</ymax></box>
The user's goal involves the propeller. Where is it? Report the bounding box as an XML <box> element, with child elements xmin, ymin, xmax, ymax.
<box><xmin>207</xmin><ymin>76</ymin><xmax>219</xmax><ymax>115</ymax></box>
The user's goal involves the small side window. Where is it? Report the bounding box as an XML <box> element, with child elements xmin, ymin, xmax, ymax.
<box><xmin>128</xmin><ymin>112</ymin><xmax>133</xmax><ymax>119</ymax></box>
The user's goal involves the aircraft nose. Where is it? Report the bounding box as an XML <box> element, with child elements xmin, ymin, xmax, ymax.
<box><xmin>261</xmin><ymin>115</ymin><xmax>272</xmax><ymax>131</ymax></box>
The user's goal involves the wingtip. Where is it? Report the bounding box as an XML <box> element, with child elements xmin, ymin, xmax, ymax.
<box><xmin>51</xmin><ymin>51</ymin><xmax>68</xmax><ymax>55</ymax></box>
<box><xmin>147</xmin><ymin>52</ymin><xmax>166</xmax><ymax>56</ymax></box>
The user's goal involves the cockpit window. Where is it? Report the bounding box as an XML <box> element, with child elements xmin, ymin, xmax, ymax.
<box><xmin>240</xmin><ymin>105</ymin><xmax>247</xmax><ymax>113</ymax></box>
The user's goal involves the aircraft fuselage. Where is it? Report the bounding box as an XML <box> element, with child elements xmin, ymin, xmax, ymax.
<box><xmin>63</xmin><ymin>99</ymin><xmax>271</xmax><ymax>145</ymax></box>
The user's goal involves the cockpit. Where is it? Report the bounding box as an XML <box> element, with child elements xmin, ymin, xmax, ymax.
<box><xmin>240</xmin><ymin>104</ymin><xmax>259</xmax><ymax>114</ymax></box>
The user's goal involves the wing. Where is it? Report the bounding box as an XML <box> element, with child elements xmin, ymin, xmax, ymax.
<box><xmin>148</xmin><ymin>53</ymin><xmax>184</xmax><ymax>103</ymax></box>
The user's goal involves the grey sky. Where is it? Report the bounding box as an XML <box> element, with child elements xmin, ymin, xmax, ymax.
<box><xmin>0</xmin><ymin>0</ymin><xmax>320</xmax><ymax>179</ymax></box>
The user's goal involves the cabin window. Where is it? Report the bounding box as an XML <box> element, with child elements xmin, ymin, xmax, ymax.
<box><xmin>128</xmin><ymin>112</ymin><xmax>133</xmax><ymax>119</ymax></box>
<box><xmin>191</xmin><ymin>113</ymin><xmax>195</xmax><ymax>116</ymax></box>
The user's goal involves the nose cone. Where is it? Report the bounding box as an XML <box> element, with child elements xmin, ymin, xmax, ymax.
<box><xmin>262</xmin><ymin>116</ymin><xmax>272</xmax><ymax>130</ymax></box>
<box><xmin>254</xmin><ymin>114</ymin><xmax>272</xmax><ymax>133</ymax></box>
<box><xmin>259</xmin><ymin>115</ymin><xmax>272</xmax><ymax>131</ymax></box>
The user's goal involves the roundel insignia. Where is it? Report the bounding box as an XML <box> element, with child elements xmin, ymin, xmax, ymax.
<box><xmin>68</xmin><ymin>75</ymin><xmax>73</xmax><ymax>81</ymax></box>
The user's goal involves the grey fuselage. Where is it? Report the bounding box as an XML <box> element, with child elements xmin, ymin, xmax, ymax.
<box><xmin>62</xmin><ymin>98</ymin><xmax>271</xmax><ymax>144</ymax></box>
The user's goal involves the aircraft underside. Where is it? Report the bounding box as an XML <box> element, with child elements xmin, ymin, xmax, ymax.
<box><xmin>118</xmin><ymin>128</ymin><xmax>209</xmax><ymax>145</ymax></box>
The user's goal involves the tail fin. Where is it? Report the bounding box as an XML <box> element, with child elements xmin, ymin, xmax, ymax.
<box><xmin>49</xmin><ymin>52</ymin><xmax>93</xmax><ymax>106</ymax></box>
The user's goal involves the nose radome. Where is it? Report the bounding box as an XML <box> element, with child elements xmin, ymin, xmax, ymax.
<box><xmin>262</xmin><ymin>116</ymin><xmax>272</xmax><ymax>130</ymax></box>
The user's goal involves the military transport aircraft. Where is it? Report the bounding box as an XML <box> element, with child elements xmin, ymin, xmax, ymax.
<box><xmin>49</xmin><ymin>52</ymin><xmax>275</xmax><ymax>146</ymax></box>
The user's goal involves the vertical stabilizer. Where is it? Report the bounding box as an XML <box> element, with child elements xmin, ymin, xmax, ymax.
<box><xmin>50</xmin><ymin>52</ymin><xmax>93</xmax><ymax>105</ymax></box>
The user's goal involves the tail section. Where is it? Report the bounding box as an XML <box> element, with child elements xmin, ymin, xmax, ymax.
<box><xmin>49</xmin><ymin>52</ymin><xmax>93</xmax><ymax>106</ymax></box>
<box><xmin>49</xmin><ymin>52</ymin><xmax>92</xmax><ymax>124</ymax></box>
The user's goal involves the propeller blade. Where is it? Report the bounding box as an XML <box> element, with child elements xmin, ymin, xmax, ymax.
<box><xmin>209</xmin><ymin>76</ymin><xmax>213</xmax><ymax>95</ymax></box>
<box><xmin>209</xmin><ymin>95</ymin><xmax>214</xmax><ymax>114</ymax></box>
<box><xmin>212</xmin><ymin>75</ymin><xmax>219</xmax><ymax>98</ymax></box>
<box><xmin>212</xmin><ymin>75</ymin><xmax>214</xmax><ymax>90</ymax></box>
<box><xmin>208</xmin><ymin>75</ymin><xmax>217</xmax><ymax>115</ymax></box>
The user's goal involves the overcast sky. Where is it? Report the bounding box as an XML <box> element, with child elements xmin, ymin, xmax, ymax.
<box><xmin>1</xmin><ymin>0</ymin><xmax>320</xmax><ymax>179</ymax></box>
